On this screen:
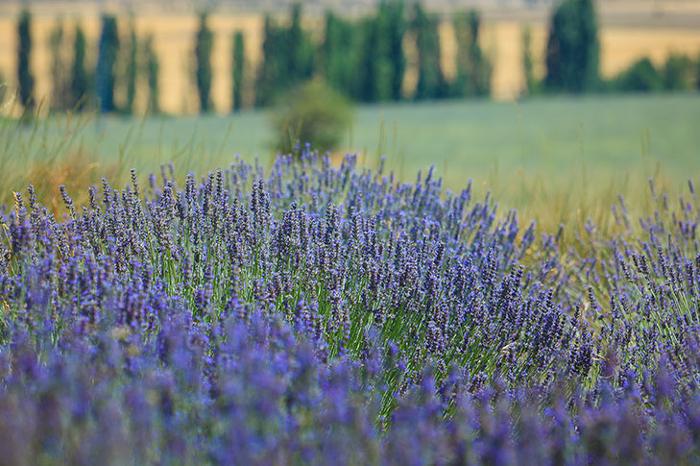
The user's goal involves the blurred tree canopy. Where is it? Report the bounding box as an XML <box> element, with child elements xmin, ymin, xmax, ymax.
<box><xmin>70</xmin><ymin>23</ymin><xmax>90</xmax><ymax>111</ymax></box>
<box><xmin>17</xmin><ymin>9</ymin><xmax>35</xmax><ymax>113</ymax></box>
<box><xmin>195</xmin><ymin>12</ymin><xmax>214</xmax><ymax>113</ymax></box>
<box><xmin>143</xmin><ymin>34</ymin><xmax>160</xmax><ymax>114</ymax></box>
<box><xmin>9</xmin><ymin>0</ymin><xmax>700</xmax><ymax>116</ymax></box>
<box><xmin>544</xmin><ymin>0</ymin><xmax>599</xmax><ymax>93</ymax></box>
<box><xmin>96</xmin><ymin>14</ymin><xmax>119</xmax><ymax>113</ymax></box>
<box><xmin>413</xmin><ymin>2</ymin><xmax>447</xmax><ymax>100</ymax></box>
<box><xmin>452</xmin><ymin>10</ymin><xmax>491</xmax><ymax>98</ymax></box>
<box><xmin>232</xmin><ymin>31</ymin><xmax>245</xmax><ymax>112</ymax></box>
<box><xmin>256</xmin><ymin>4</ymin><xmax>314</xmax><ymax>106</ymax></box>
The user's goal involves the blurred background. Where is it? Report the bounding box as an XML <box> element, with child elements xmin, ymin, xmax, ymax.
<box><xmin>0</xmin><ymin>0</ymin><xmax>699</xmax><ymax>231</ymax></box>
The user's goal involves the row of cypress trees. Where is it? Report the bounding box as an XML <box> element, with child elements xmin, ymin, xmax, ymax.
<box><xmin>254</xmin><ymin>1</ymin><xmax>491</xmax><ymax>106</ymax></box>
<box><xmin>12</xmin><ymin>2</ymin><xmax>490</xmax><ymax>115</ymax></box>
<box><xmin>18</xmin><ymin>1</ymin><xmax>688</xmax><ymax>115</ymax></box>
<box><xmin>14</xmin><ymin>11</ymin><xmax>161</xmax><ymax>115</ymax></box>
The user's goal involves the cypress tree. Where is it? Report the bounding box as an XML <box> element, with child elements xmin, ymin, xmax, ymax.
<box><xmin>544</xmin><ymin>0</ymin><xmax>599</xmax><ymax>93</ymax></box>
<box><xmin>124</xmin><ymin>20</ymin><xmax>138</xmax><ymax>115</ymax></box>
<box><xmin>48</xmin><ymin>20</ymin><xmax>67</xmax><ymax>111</ymax></box>
<box><xmin>357</xmin><ymin>17</ymin><xmax>379</xmax><ymax>102</ymax></box>
<box><xmin>322</xmin><ymin>12</ymin><xmax>357</xmax><ymax>97</ymax></box>
<box><xmin>194</xmin><ymin>12</ymin><xmax>213</xmax><ymax>113</ymax></box>
<box><xmin>70</xmin><ymin>23</ymin><xmax>89</xmax><ymax>111</ymax></box>
<box><xmin>452</xmin><ymin>10</ymin><xmax>491</xmax><ymax>98</ymax></box>
<box><xmin>413</xmin><ymin>3</ymin><xmax>446</xmax><ymax>100</ymax></box>
<box><xmin>49</xmin><ymin>19</ymin><xmax>69</xmax><ymax>111</ymax></box>
<box><xmin>256</xmin><ymin>6</ymin><xmax>314</xmax><ymax>107</ymax></box>
<box><xmin>382</xmin><ymin>0</ymin><xmax>407</xmax><ymax>101</ymax></box>
<box><xmin>521</xmin><ymin>25</ymin><xmax>537</xmax><ymax>96</ymax></box>
<box><xmin>232</xmin><ymin>31</ymin><xmax>245</xmax><ymax>112</ymax></box>
<box><xmin>256</xmin><ymin>15</ymin><xmax>281</xmax><ymax>107</ymax></box>
<box><xmin>142</xmin><ymin>34</ymin><xmax>159</xmax><ymax>114</ymax></box>
<box><xmin>96</xmin><ymin>14</ymin><xmax>120</xmax><ymax>113</ymax></box>
<box><xmin>286</xmin><ymin>4</ymin><xmax>314</xmax><ymax>84</ymax></box>
<box><xmin>17</xmin><ymin>9</ymin><xmax>35</xmax><ymax>112</ymax></box>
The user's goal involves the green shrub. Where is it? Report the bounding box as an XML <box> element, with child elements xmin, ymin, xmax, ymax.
<box><xmin>663</xmin><ymin>53</ymin><xmax>695</xmax><ymax>91</ymax></box>
<box><xmin>614</xmin><ymin>57</ymin><xmax>662</xmax><ymax>92</ymax></box>
<box><xmin>272</xmin><ymin>79</ymin><xmax>354</xmax><ymax>154</ymax></box>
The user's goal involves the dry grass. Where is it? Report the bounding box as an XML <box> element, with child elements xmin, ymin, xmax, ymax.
<box><xmin>0</xmin><ymin>102</ymin><xmax>122</xmax><ymax>216</ymax></box>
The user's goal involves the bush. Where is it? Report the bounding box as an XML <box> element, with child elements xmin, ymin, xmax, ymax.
<box><xmin>272</xmin><ymin>79</ymin><xmax>354</xmax><ymax>154</ymax></box>
<box><xmin>663</xmin><ymin>53</ymin><xmax>695</xmax><ymax>91</ymax></box>
<box><xmin>614</xmin><ymin>57</ymin><xmax>663</xmax><ymax>92</ymax></box>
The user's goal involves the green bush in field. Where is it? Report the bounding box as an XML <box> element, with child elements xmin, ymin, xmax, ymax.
<box><xmin>123</xmin><ymin>19</ymin><xmax>138</xmax><ymax>115</ymax></box>
<box><xmin>663</xmin><ymin>53</ymin><xmax>696</xmax><ymax>91</ymax></box>
<box><xmin>272</xmin><ymin>79</ymin><xmax>354</xmax><ymax>154</ymax></box>
<box><xmin>614</xmin><ymin>57</ymin><xmax>663</xmax><ymax>93</ymax></box>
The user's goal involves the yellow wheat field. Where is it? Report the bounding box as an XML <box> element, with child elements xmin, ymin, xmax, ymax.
<box><xmin>1</xmin><ymin>11</ymin><xmax>699</xmax><ymax>114</ymax></box>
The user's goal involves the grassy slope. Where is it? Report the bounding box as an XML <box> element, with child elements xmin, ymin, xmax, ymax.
<box><xmin>3</xmin><ymin>93</ymin><xmax>699</xmax><ymax>231</ymax></box>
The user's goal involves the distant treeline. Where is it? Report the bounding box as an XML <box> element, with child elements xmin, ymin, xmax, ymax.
<box><xmin>4</xmin><ymin>0</ymin><xmax>700</xmax><ymax>116</ymax></box>
<box><xmin>522</xmin><ymin>0</ymin><xmax>700</xmax><ymax>97</ymax></box>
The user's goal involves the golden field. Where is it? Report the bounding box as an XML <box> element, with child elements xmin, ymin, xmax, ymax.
<box><xmin>1</xmin><ymin>7</ymin><xmax>699</xmax><ymax>113</ymax></box>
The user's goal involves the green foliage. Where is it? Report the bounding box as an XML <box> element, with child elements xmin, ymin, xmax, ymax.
<box><xmin>323</xmin><ymin>2</ymin><xmax>405</xmax><ymax>103</ymax></box>
<box><xmin>357</xmin><ymin>15</ymin><xmax>392</xmax><ymax>102</ymax></box>
<box><xmin>452</xmin><ymin>10</ymin><xmax>491</xmax><ymax>98</ymax></box>
<box><xmin>413</xmin><ymin>3</ymin><xmax>447</xmax><ymax>100</ymax></box>
<box><xmin>48</xmin><ymin>19</ymin><xmax>70</xmax><ymax>112</ymax></box>
<box><xmin>544</xmin><ymin>0</ymin><xmax>599</xmax><ymax>93</ymax></box>
<box><xmin>380</xmin><ymin>0</ymin><xmax>407</xmax><ymax>101</ymax></box>
<box><xmin>124</xmin><ymin>20</ymin><xmax>138</xmax><ymax>115</ymax></box>
<box><xmin>17</xmin><ymin>9</ymin><xmax>35</xmax><ymax>112</ymax></box>
<box><xmin>96</xmin><ymin>14</ymin><xmax>120</xmax><ymax>113</ymax></box>
<box><xmin>521</xmin><ymin>25</ymin><xmax>538</xmax><ymax>96</ymax></box>
<box><xmin>272</xmin><ymin>79</ymin><xmax>354</xmax><ymax>154</ymax></box>
<box><xmin>70</xmin><ymin>23</ymin><xmax>90</xmax><ymax>111</ymax></box>
<box><xmin>662</xmin><ymin>53</ymin><xmax>695</xmax><ymax>91</ymax></box>
<box><xmin>256</xmin><ymin>15</ymin><xmax>284</xmax><ymax>107</ymax></box>
<box><xmin>195</xmin><ymin>12</ymin><xmax>214</xmax><ymax>113</ymax></box>
<box><xmin>232</xmin><ymin>31</ymin><xmax>245</xmax><ymax>113</ymax></box>
<box><xmin>256</xmin><ymin>4</ymin><xmax>315</xmax><ymax>107</ymax></box>
<box><xmin>142</xmin><ymin>34</ymin><xmax>160</xmax><ymax>115</ymax></box>
<box><xmin>286</xmin><ymin>4</ymin><xmax>315</xmax><ymax>84</ymax></box>
<box><xmin>322</xmin><ymin>12</ymin><xmax>361</xmax><ymax>98</ymax></box>
<box><xmin>613</xmin><ymin>57</ymin><xmax>662</xmax><ymax>93</ymax></box>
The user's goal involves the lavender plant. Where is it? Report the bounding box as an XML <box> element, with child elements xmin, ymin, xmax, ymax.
<box><xmin>0</xmin><ymin>148</ymin><xmax>698</xmax><ymax>465</ymax></box>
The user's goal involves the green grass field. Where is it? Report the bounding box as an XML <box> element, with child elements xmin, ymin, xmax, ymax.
<box><xmin>3</xmin><ymin>93</ymin><xmax>699</xmax><ymax>231</ymax></box>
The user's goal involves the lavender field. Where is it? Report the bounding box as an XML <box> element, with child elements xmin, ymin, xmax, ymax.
<box><xmin>1</xmin><ymin>0</ymin><xmax>700</xmax><ymax>461</ymax></box>
<box><xmin>0</xmin><ymin>147</ymin><xmax>698</xmax><ymax>464</ymax></box>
